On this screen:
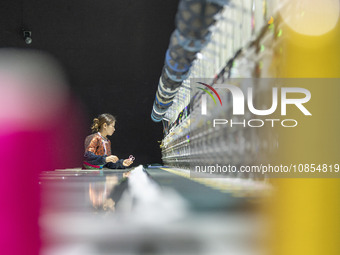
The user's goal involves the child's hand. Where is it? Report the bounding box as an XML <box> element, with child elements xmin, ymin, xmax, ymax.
<box><xmin>106</xmin><ymin>155</ymin><xmax>119</xmax><ymax>163</ymax></box>
<box><xmin>123</xmin><ymin>159</ymin><xmax>134</xmax><ymax>167</ymax></box>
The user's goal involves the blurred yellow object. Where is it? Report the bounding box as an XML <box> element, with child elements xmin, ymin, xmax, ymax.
<box><xmin>268</xmin><ymin>16</ymin><xmax>274</xmax><ymax>25</ymax></box>
<box><xmin>279</xmin><ymin>0</ymin><xmax>339</xmax><ymax>36</ymax></box>
<box><xmin>271</xmin><ymin>8</ymin><xmax>340</xmax><ymax>255</ymax></box>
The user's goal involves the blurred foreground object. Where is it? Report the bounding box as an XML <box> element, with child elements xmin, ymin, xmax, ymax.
<box><xmin>272</xmin><ymin>3</ymin><xmax>340</xmax><ymax>255</ymax></box>
<box><xmin>279</xmin><ymin>0</ymin><xmax>339</xmax><ymax>36</ymax></box>
<box><xmin>0</xmin><ymin>49</ymin><xmax>84</xmax><ymax>255</ymax></box>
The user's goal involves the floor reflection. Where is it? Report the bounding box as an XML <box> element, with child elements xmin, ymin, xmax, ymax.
<box><xmin>89</xmin><ymin>173</ymin><xmax>130</xmax><ymax>212</ymax></box>
<box><xmin>40</xmin><ymin>166</ymin><xmax>265</xmax><ymax>255</ymax></box>
<box><xmin>40</xmin><ymin>169</ymin><xmax>132</xmax><ymax>214</ymax></box>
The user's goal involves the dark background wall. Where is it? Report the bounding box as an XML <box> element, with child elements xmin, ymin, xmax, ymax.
<box><xmin>0</xmin><ymin>0</ymin><xmax>179</xmax><ymax>166</ymax></box>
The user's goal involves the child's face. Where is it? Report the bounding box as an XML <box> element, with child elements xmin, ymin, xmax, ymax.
<box><xmin>106</xmin><ymin>121</ymin><xmax>116</xmax><ymax>136</ymax></box>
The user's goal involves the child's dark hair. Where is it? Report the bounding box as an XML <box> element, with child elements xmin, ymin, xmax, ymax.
<box><xmin>91</xmin><ymin>113</ymin><xmax>116</xmax><ymax>133</ymax></box>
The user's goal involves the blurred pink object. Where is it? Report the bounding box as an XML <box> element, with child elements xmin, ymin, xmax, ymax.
<box><xmin>0</xmin><ymin>49</ymin><xmax>84</xmax><ymax>255</ymax></box>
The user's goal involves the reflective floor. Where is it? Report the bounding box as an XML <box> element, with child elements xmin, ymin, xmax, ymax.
<box><xmin>40</xmin><ymin>165</ymin><xmax>268</xmax><ymax>255</ymax></box>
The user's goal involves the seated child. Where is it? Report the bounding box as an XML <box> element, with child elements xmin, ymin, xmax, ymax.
<box><xmin>83</xmin><ymin>113</ymin><xmax>134</xmax><ymax>169</ymax></box>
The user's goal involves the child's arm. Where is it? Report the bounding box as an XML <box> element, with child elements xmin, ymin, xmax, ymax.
<box><xmin>105</xmin><ymin>159</ymin><xmax>126</xmax><ymax>169</ymax></box>
<box><xmin>84</xmin><ymin>151</ymin><xmax>106</xmax><ymax>165</ymax></box>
